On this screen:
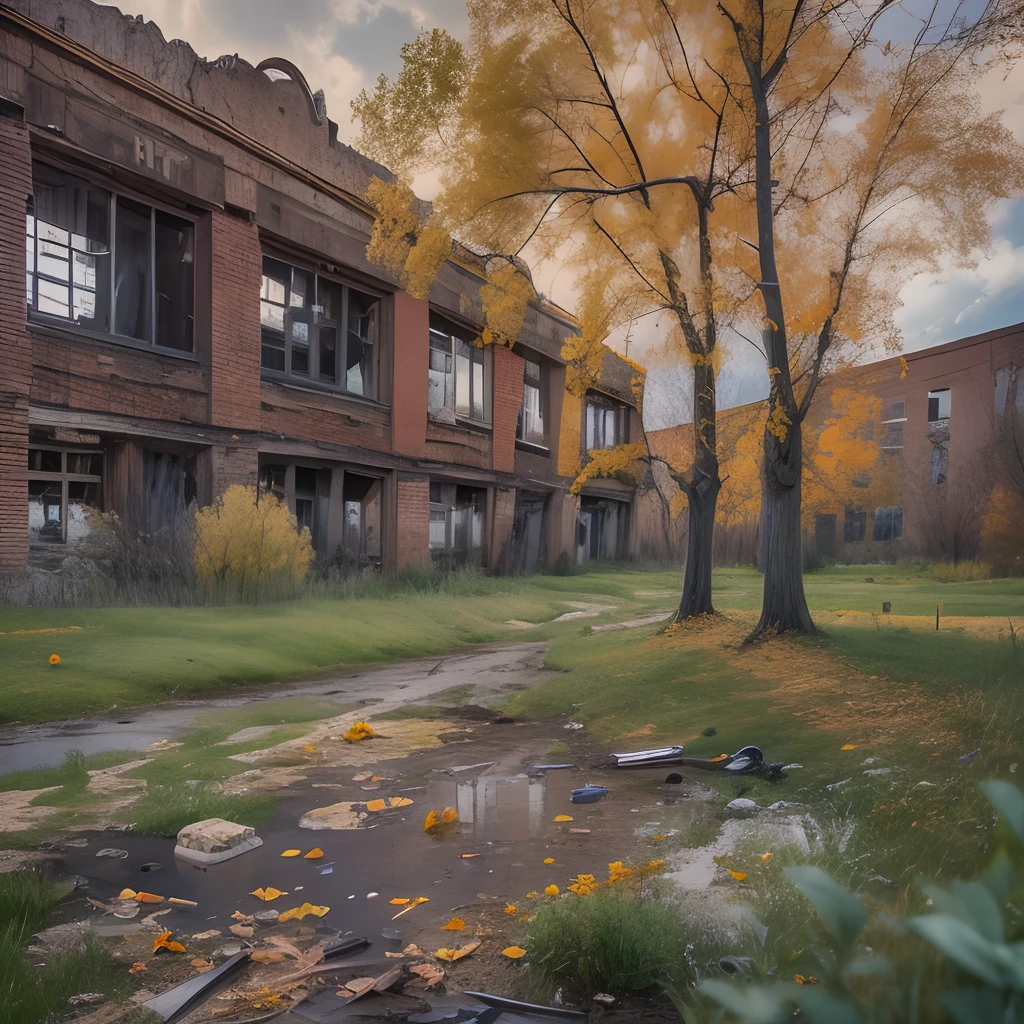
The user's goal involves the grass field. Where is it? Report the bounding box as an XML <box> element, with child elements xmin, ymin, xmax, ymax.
<box><xmin>1</xmin><ymin>565</ymin><xmax>1022</xmax><ymax>725</ymax></box>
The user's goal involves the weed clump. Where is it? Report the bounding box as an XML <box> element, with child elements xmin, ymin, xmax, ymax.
<box><xmin>128</xmin><ymin>784</ymin><xmax>277</xmax><ymax>837</ymax></box>
<box><xmin>525</xmin><ymin>889</ymin><xmax>689</xmax><ymax>998</ymax></box>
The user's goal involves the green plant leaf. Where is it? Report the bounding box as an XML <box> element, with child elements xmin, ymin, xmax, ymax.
<box><xmin>699</xmin><ymin>980</ymin><xmax>788</xmax><ymax>1023</ymax></box>
<box><xmin>980</xmin><ymin>852</ymin><xmax>1019</xmax><ymax>903</ymax></box>
<box><xmin>784</xmin><ymin>867</ymin><xmax>867</xmax><ymax>947</ymax></box>
<box><xmin>939</xmin><ymin>987</ymin><xmax>1007</xmax><ymax>1024</ymax></box>
<box><xmin>791</xmin><ymin>986</ymin><xmax>866</xmax><ymax>1024</ymax></box>
<box><xmin>844</xmin><ymin>954</ymin><xmax>895</xmax><ymax>979</ymax></box>
<box><xmin>981</xmin><ymin>780</ymin><xmax>1024</xmax><ymax>846</ymax></box>
<box><xmin>950</xmin><ymin>880</ymin><xmax>1005</xmax><ymax>943</ymax></box>
<box><xmin>906</xmin><ymin>914</ymin><xmax>1006</xmax><ymax>987</ymax></box>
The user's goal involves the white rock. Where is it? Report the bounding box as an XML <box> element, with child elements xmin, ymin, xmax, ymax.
<box><xmin>725</xmin><ymin>798</ymin><xmax>761</xmax><ymax>814</ymax></box>
<box><xmin>174</xmin><ymin>818</ymin><xmax>263</xmax><ymax>866</ymax></box>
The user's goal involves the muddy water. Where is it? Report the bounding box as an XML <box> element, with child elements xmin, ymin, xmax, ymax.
<box><xmin>0</xmin><ymin>644</ymin><xmax>556</xmax><ymax>775</ymax></box>
<box><xmin>59</xmin><ymin>728</ymin><xmax>707</xmax><ymax>952</ymax></box>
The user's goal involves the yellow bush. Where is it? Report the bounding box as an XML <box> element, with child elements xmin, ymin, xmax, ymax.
<box><xmin>193</xmin><ymin>485</ymin><xmax>312</xmax><ymax>598</ymax></box>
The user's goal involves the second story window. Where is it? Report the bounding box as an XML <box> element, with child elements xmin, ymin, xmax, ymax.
<box><xmin>27</xmin><ymin>162</ymin><xmax>195</xmax><ymax>352</ymax></box>
<box><xmin>428</xmin><ymin>313</ymin><xmax>490</xmax><ymax>424</ymax></box>
<box><xmin>517</xmin><ymin>359</ymin><xmax>548</xmax><ymax>449</ymax></box>
<box><xmin>260</xmin><ymin>256</ymin><xmax>379</xmax><ymax>400</ymax></box>
<box><xmin>585</xmin><ymin>393</ymin><xmax>628</xmax><ymax>451</ymax></box>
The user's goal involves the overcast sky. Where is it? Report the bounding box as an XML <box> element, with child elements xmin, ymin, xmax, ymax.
<box><xmin>98</xmin><ymin>0</ymin><xmax>1024</xmax><ymax>428</ymax></box>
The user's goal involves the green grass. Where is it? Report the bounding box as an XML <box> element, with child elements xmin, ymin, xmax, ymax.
<box><xmin>0</xmin><ymin>870</ymin><xmax>137</xmax><ymax>1024</ymax></box>
<box><xmin>524</xmin><ymin>888</ymin><xmax>691</xmax><ymax>998</ymax></box>
<box><xmin>126</xmin><ymin>783</ymin><xmax>278</xmax><ymax>836</ymax></box>
<box><xmin>0</xmin><ymin>749</ymin><xmax>137</xmax><ymax>794</ymax></box>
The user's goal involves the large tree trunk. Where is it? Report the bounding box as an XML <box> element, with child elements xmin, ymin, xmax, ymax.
<box><xmin>750</xmin><ymin>415</ymin><xmax>814</xmax><ymax>637</ymax></box>
<box><xmin>677</xmin><ymin>359</ymin><xmax>721</xmax><ymax>620</ymax></box>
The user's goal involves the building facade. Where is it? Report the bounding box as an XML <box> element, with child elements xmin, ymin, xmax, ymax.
<box><xmin>0</xmin><ymin>0</ymin><xmax>646</xmax><ymax>587</ymax></box>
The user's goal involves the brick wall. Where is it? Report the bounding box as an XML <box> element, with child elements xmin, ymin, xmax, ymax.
<box><xmin>392</xmin><ymin>292</ymin><xmax>429</xmax><ymax>458</ymax></box>
<box><xmin>492</xmin><ymin>344</ymin><xmax>523</xmax><ymax>473</ymax></box>
<box><xmin>261</xmin><ymin>383</ymin><xmax>391</xmax><ymax>451</ymax></box>
<box><xmin>210</xmin><ymin>211</ymin><xmax>262</xmax><ymax>431</ymax></box>
<box><xmin>0</xmin><ymin>113</ymin><xmax>33</xmax><ymax>572</ymax></box>
<box><xmin>395</xmin><ymin>474</ymin><xmax>431</xmax><ymax>570</ymax></box>
<box><xmin>489</xmin><ymin>485</ymin><xmax>517</xmax><ymax>571</ymax></box>
<box><xmin>206</xmin><ymin>443</ymin><xmax>259</xmax><ymax>502</ymax></box>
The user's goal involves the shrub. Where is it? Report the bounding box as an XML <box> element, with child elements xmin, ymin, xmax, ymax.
<box><xmin>57</xmin><ymin>748</ymin><xmax>89</xmax><ymax>793</ymax></box>
<box><xmin>525</xmin><ymin>888</ymin><xmax>689</xmax><ymax>998</ymax></box>
<box><xmin>552</xmin><ymin>551</ymin><xmax>581</xmax><ymax>576</ymax></box>
<box><xmin>193</xmin><ymin>485</ymin><xmax>313</xmax><ymax>601</ymax></box>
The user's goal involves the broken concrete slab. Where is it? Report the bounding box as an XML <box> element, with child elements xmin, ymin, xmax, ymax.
<box><xmin>299</xmin><ymin>801</ymin><xmax>365</xmax><ymax>831</ymax></box>
<box><xmin>174</xmin><ymin>818</ymin><xmax>263</xmax><ymax>866</ymax></box>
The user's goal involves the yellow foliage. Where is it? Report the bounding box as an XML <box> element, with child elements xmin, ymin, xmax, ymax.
<box><xmin>405</xmin><ymin>217</ymin><xmax>452</xmax><ymax>300</ymax></box>
<box><xmin>479</xmin><ymin>262</ymin><xmax>534</xmax><ymax>347</ymax></box>
<box><xmin>570</xmin><ymin>442</ymin><xmax>647</xmax><ymax>496</ymax></box>
<box><xmin>765</xmin><ymin>402</ymin><xmax>791</xmax><ymax>443</ymax></box>
<box><xmin>558</xmin><ymin>392</ymin><xmax>583</xmax><ymax>479</ymax></box>
<box><xmin>342</xmin><ymin>721</ymin><xmax>375</xmax><ymax>743</ymax></box>
<box><xmin>193</xmin><ymin>485</ymin><xmax>312</xmax><ymax>596</ymax></box>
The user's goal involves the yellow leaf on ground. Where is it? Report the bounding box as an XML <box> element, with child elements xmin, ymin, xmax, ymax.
<box><xmin>726</xmin><ymin>869</ymin><xmax>747</xmax><ymax>881</ymax></box>
<box><xmin>761</xmin><ymin>853</ymin><xmax>774</xmax><ymax>863</ymax></box>
<box><xmin>135</xmin><ymin>892</ymin><xmax>163</xmax><ymax>904</ymax></box>
<box><xmin>389</xmin><ymin>898</ymin><xmax>410</xmax><ymax>906</ymax></box>
<box><xmin>153</xmin><ymin>931</ymin><xmax>186</xmax><ymax>954</ymax></box>
<box><xmin>118</xmin><ymin>888</ymin><xmax>137</xmax><ymax>900</ymax></box>
<box><xmin>423</xmin><ymin>811</ymin><xmax>438</xmax><ymax>832</ymax></box>
<box><xmin>502</xmin><ymin>946</ymin><xmax>527</xmax><ymax>959</ymax></box>
<box><xmin>441</xmin><ymin>807</ymin><xmax>458</xmax><ymax>824</ymax></box>
<box><xmin>652</xmin><ymin>835</ymin><xmax>668</xmax><ymax>841</ymax></box>
<box><xmin>250</xmin><ymin>887</ymin><xmax>288</xmax><ymax>902</ymax></box>
<box><xmin>389</xmin><ymin>797</ymin><xmax>414</xmax><ymax>808</ymax></box>
<box><xmin>504</xmin><ymin>904</ymin><xmax>518</xmax><ymax>916</ymax></box>
<box><xmin>281</xmin><ymin>850</ymin><xmax>301</xmax><ymax>858</ymax></box>
<box><xmin>277</xmin><ymin>902</ymin><xmax>329</xmax><ymax>922</ymax></box>
<box><xmin>553</xmin><ymin>815</ymin><xmax>573</xmax><ymax>822</ymax></box>
<box><xmin>304</xmin><ymin>848</ymin><xmax>324</xmax><ymax>860</ymax></box>
<box><xmin>841</xmin><ymin>744</ymin><xmax>857</xmax><ymax>751</ymax></box>
<box><xmin>365</xmin><ymin>799</ymin><xmax>387</xmax><ymax>812</ymax></box>
<box><xmin>544</xmin><ymin>885</ymin><xmax>559</xmax><ymax>896</ymax></box>
<box><xmin>434</xmin><ymin>940</ymin><xmax>480</xmax><ymax>962</ymax></box>
<box><xmin>441</xmin><ymin>917</ymin><xmax>465</xmax><ymax>931</ymax></box>
<box><xmin>304</xmin><ymin>744</ymin><xmax>315</xmax><ymax>753</ymax></box>
<box><xmin>342</xmin><ymin>721</ymin><xmax>374</xmax><ymax>743</ymax></box>
<box><xmin>543</xmin><ymin>858</ymin><xmax>555</xmax><ymax>864</ymax></box>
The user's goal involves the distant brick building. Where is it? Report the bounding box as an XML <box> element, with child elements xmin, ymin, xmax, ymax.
<box><xmin>646</xmin><ymin>322</ymin><xmax>1024</xmax><ymax>566</ymax></box>
<box><xmin>0</xmin><ymin>0</ymin><xmax>647</xmax><ymax>587</ymax></box>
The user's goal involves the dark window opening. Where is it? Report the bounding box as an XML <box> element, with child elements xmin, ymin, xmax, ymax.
<box><xmin>873</xmin><ymin>505</ymin><xmax>904</xmax><ymax>542</ymax></box>
<box><xmin>429</xmin><ymin>481</ymin><xmax>485</xmax><ymax>567</ymax></box>
<box><xmin>511</xmin><ymin>491</ymin><xmax>547</xmax><ymax>573</ymax></box>
<box><xmin>141</xmin><ymin>450</ymin><xmax>196</xmax><ymax>533</ymax></box>
<box><xmin>844</xmin><ymin>506</ymin><xmax>866</xmax><ymax>544</ymax></box>
<box><xmin>28</xmin><ymin>445</ymin><xmax>103</xmax><ymax>545</ymax></box>
<box><xmin>260</xmin><ymin>255</ymin><xmax>379</xmax><ymax>399</ymax></box>
<box><xmin>339</xmin><ymin>472</ymin><xmax>382</xmax><ymax>568</ymax></box>
<box><xmin>928</xmin><ymin>388</ymin><xmax>951</xmax><ymax>422</ymax></box>
<box><xmin>576</xmin><ymin>496</ymin><xmax>630</xmax><ymax>562</ymax></box>
<box><xmin>27</xmin><ymin>163</ymin><xmax>194</xmax><ymax>352</ymax></box>
<box><xmin>880</xmin><ymin>422</ymin><xmax>904</xmax><ymax>452</ymax></box>
<box><xmin>584</xmin><ymin>393</ymin><xmax>628</xmax><ymax>451</ymax></box>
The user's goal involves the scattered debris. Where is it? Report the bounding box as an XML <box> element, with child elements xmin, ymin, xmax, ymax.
<box><xmin>958</xmin><ymin>747</ymin><xmax>982</xmax><ymax>764</ymax></box>
<box><xmin>464</xmin><ymin>991</ymin><xmax>587</xmax><ymax>1018</ymax></box>
<box><xmin>142</xmin><ymin>950</ymin><xmax>248</xmax><ymax>1022</ymax></box>
<box><xmin>563</xmin><ymin>722</ymin><xmax>584</xmax><ymax>731</ymax></box>
<box><xmin>532</xmin><ymin>764</ymin><xmax>575</xmax><ymax>771</ymax></box>
<box><xmin>435</xmin><ymin>940</ymin><xmax>481</xmax><ymax>962</ymax></box>
<box><xmin>96</xmin><ymin>848</ymin><xmax>129</xmax><ymax>859</ymax></box>
<box><xmin>570</xmin><ymin>786</ymin><xmax>608</xmax><ymax>804</ymax></box>
<box><xmin>593</xmin><ymin>993</ymin><xmax>616</xmax><ymax>1007</ymax></box>
<box><xmin>68</xmin><ymin>993</ymin><xmax>105</xmax><ymax>1007</ymax></box>
<box><xmin>299</xmin><ymin>801</ymin><xmax>365</xmax><ymax>831</ymax></box>
<box><xmin>174</xmin><ymin>818</ymin><xmax>263</xmax><ymax>867</ymax></box>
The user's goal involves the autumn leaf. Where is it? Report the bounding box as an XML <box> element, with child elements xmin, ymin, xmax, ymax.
<box><xmin>423</xmin><ymin>811</ymin><xmax>438</xmax><ymax>832</ymax></box>
<box><xmin>543</xmin><ymin>857</ymin><xmax>555</xmax><ymax>865</ymax></box>
<box><xmin>544</xmin><ymin>884</ymin><xmax>560</xmax><ymax>896</ymax></box>
<box><xmin>118</xmin><ymin>888</ymin><xmax>137</xmax><ymax>900</ymax></box>
<box><xmin>129</xmin><ymin>962</ymin><xmax>147</xmax><ymax>974</ymax></box>
<box><xmin>389</xmin><ymin>898</ymin><xmax>410</xmax><ymax>906</ymax></box>
<box><xmin>134</xmin><ymin>892</ymin><xmax>163</xmax><ymax>904</ymax></box>
<box><xmin>389</xmin><ymin>796</ymin><xmax>414</xmax><ymax>808</ymax></box>
<box><xmin>229</xmin><ymin>924</ymin><xmax>254</xmax><ymax>938</ymax></box>
<box><xmin>249</xmin><ymin>950</ymin><xmax>286</xmax><ymax>964</ymax></box>
<box><xmin>651</xmin><ymin>836</ymin><xmax>668</xmax><ymax>842</ymax></box>
<box><xmin>409</xmin><ymin>962</ymin><xmax>445</xmax><ymax>987</ymax></box>
<box><xmin>153</xmin><ymin>931</ymin><xmax>186</xmax><ymax>954</ymax></box>
<box><xmin>342</xmin><ymin>721</ymin><xmax>375</xmax><ymax>743</ymax></box>
<box><xmin>304</xmin><ymin>848</ymin><xmax>324</xmax><ymax>860</ymax></box>
<box><xmin>250</xmin><ymin>887</ymin><xmax>288</xmax><ymax>902</ymax></box>
<box><xmin>441</xmin><ymin>917</ymin><xmax>465</xmax><ymax>931</ymax></box>
<box><xmin>231</xmin><ymin>912</ymin><xmax>254</xmax><ymax>923</ymax></box>
<box><xmin>502</xmin><ymin>946</ymin><xmax>527</xmax><ymax>959</ymax></box>
<box><xmin>841</xmin><ymin>744</ymin><xmax>857</xmax><ymax>751</ymax></box>
<box><xmin>459</xmin><ymin>853</ymin><xmax>480</xmax><ymax>859</ymax></box>
<box><xmin>900</xmin><ymin>356</ymin><xmax>909</xmax><ymax>379</ymax></box>
<box><xmin>281</xmin><ymin>850</ymin><xmax>301</xmax><ymax>858</ymax></box>
<box><xmin>304</xmin><ymin>744</ymin><xmax>315</xmax><ymax>753</ymax></box>
<box><xmin>761</xmin><ymin>853</ymin><xmax>774</xmax><ymax>863</ymax></box>
<box><xmin>726</xmin><ymin>869</ymin><xmax>747</xmax><ymax>881</ymax></box>
<box><xmin>504</xmin><ymin>903</ymin><xmax>518</xmax><ymax>916</ymax></box>
<box><xmin>553</xmin><ymin>815</ymin><xmax>573</xmax><ymax>823</ymax></box>
<box><xmin>441</xmin><ymin>807</ymin><xmax>458</xmax><ymax>824</ymax></box>
<box><xmin>190</xmin><ymin>958</ymin><xmax>214</xmax><ymax>973</ymax></box>
<box><xmin>277</xmin><ymin>902</ymin><xmax>330</xmax><ymax>922</ymax></box>
<box><xmin>434</xmin><ymin>940</ymin><xmax>480</xmax><ymax>962</ymax></box>
<box><xmin>365</xmin><ymin>799</ymin><xmax>388</xmax><ymax>812</ymax></box>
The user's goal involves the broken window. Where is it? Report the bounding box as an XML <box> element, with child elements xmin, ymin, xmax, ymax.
<box><xmin>28</xmin><ymin>446</ymin><xmax>103</xmax><ymax>545</ymax></box>
<box><xmin>27</xmin><ymin>163</ymin><xmax>194</xmax><ymax>351</ymax></box>
<box><xmin>584</xmin><ymin>393</ymin><xmax>628</xmax><ymax>451</ymax></box>
<box><xmin>260</xmin><ymin>255</ymin><xmax>379</xmax><ymax>399</ymax></box>
<box><xmin>872</xmin><ymin>505</ymin><xmax>904</xmax><ymax>542</ymax></box>
<box><xmin>429</xmin><ymin>481</ymin><xmax>485</xmax><ymax>567</ymax></box>
<box><xmin>257</xmin><ymin>461</ymin><xmax>331</xmax><ymax>553</ymax></box>
<box><xmin>928</xmin><ymin>388</ymin><xmax>951</xmax><ymax>422</ymax></box>
<box><xmin>141</xmin><ymin>450</ymin><xmax>196</xmax><ymax>533</ymax></box>
<box><xmin>340</xmin><ymin>473</ymin><xmax>382</xmax><ymax>566</ymax></box>
<box><xmin>517</xmin><ymin>359</ymin><xmax>548</xmax><ymax>449</ymax></box>
<box><xmin>428</xmin><ymin>314</ymin><xmax>490</xmax><ymax>423</ymax></box>
<box><xmin>844</xmin><ymin>506</ymin><xmax>867</xmax><ymax>543</ymax></box>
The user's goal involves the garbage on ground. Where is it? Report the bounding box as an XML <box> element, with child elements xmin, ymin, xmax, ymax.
<box><xmin>614</xmin><ymin>743</ymin><xmax>787</xmax><ymax>779</ymax></box>
<box><xmin>612</xmin><ymin>745</ymin><xmax>685</xmax><ymax>768</ymax></box>
<box><xmin>95</xmin><ymin>848</ymin><xmax>129</xmax><ymax>859</ymax></box>
<box><xmin>563</xmin><ymin>722</ymin><xmax>584</xmax><ymax>730</ymax></box>
<box><xmin>174</xmin><ymin>817</ymin><xmax>263</xmax><ymax>867</ymax></box>
<box><xmin>142</xmin><ymin>949</ymin><xmax>249</xmax><ymax>1022</ymax></box>
<box><xmin>532</xmin><ymin>764</ymin><xmax>575</xmax><ymax>771</ymax></box>
<box><xmin>463</xmin><ymin>991</ymin><xmax>588</xmax><ymax>1018</ymax></box>
<box><xmin>569</xmin><ymin>785</ymin><xmax>608</xmax><ymax>804</ymax></box>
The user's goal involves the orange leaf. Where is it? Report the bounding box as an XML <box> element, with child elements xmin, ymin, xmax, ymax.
<box><xmin>153</xmin><ymin>930</ymin><xmax>187</xmax><ymax>954</ymax></box>
<box><xmin>841</xmin><ymin>744</ymin><xmax>857</xmax><ymax>751</ymax></box>
<box><xmin>459</xmin><ymin>853</ymin><xmax>480</xmax><ymax>859</ymax></box>
<box><xmin>726</xmin><ymin>869</ymin><xmax>747</xmax><ymax>881</ymax></box>
<box><xmin>761</xmin><ymin>853</ymin><xmax>774</xmax><ymax>863</ymax></box>
<box><xmin>543</xmin><ymin>857</ymin><xmax>555</xmax><ymax>865</ymax></box>
<box><xmin>651</xmin><ymin>836</ymin><xmax>668</xmax><ymax>841</ymax></box>
<box><xmin>389</xmin><ymin>898</ymin><xmax>410</xmax><ymax>906</ymax></box>
<box><xmin>389</xmin><ymin>797</ymin><xmax>414</xmax><ymax>808</ymax></box>
<box><xmin>504</xmin><ymin>903</ymin><xmax>518</xmax><ymax>916</ymax></box>
<box><xmin>423</xmin><ymin>811</ymin><xmax>438</xmax><ymax>832</ymax></box>
<box><xmin>229</xmin><ymin>923</ymin><xmax>254</xmax><ymax>938</ymax></box>
<box><xmin>366</xmin><ymin>799</ymin><xmax>387</xmax><ymax>812</ymax></box>
<box><xmin>440</xmin><ymin>807</ymin><xmax>458</xmax><ymax>824</ymax></box>
<box><xmin>281</xmin><ymin>849</ymin><xmax>301</xmax><ymax>858</ymax></box>
<box><xmin>553</xmin><ymin>815</ymin><xmax>573</xmax><ymax>822</ymax></box>
<box><xmin>250</xmin><ymin>887</ymin><xmax>288</xmax><ymax>902</ymax></box>
<box><xmin>441</xmin><ymin>917</ymin><xmax>465</xmax><ymax>931</ymax></box>
<box><xmin>129</xmin><ymin>962</ymin><xmax>147</xmax><ymax>974</ymax></box>
<box><xmin>434</xmin><ymin>940</ymin><xmax>480</xmax><ymax>962</ymax></box>
<box><xmin>502</xmin><ymin>946</ymin><xmax>527</xmax><ymax>959</ymax></box>
<box><xmin>135</xmin><ymin>892</ymin><xmax>163</xmax><ymax>904</ymax></box>
<box><xmin>118</xmin><ymin>888</ymin><xmax>137</xmax><ymax>900</ymax></box>
<box><xmin>544</xmin><ymin>885</ymin><xmax>560</xmax><ymax>896</ymax></box>
<box><xmin>304</xmin><ymin>848</ymin><xmax>324</xmax><ymax>860</ymax></box>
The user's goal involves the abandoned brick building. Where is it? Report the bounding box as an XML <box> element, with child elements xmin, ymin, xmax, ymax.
<box><xmin>0</xmin><ymin>0</ymin><xmax>649</xmax><ymax>585</ymax></box>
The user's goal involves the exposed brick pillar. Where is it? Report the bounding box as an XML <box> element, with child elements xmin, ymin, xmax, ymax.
<box><xmin>395</xmin><ymin>473</ymin><xmax>430</xmax><ymax>569</ymax></box>
<box><xmin>209</xmin><ymin>210</ymin><xmax>262</xmax><ymax>431</ymax></box>
<box><xmin>492</xmin><ymin>345</ymin><xmax>524</xmax><ymax>474</ymax></box>
<box><xmin>489</xmin><ymin>485</ymin><xmax>517</xmax><ymax>572</ymax></box>
<box><xmin>391</xmin><ymin>292</ymin><xmax>429</xmax><ymax>458</ymax></box>
<box><xmin>197</xmin><ymin>444</ymin><xmax>259</xmax><ymax>505</ymax></box>
<box><xmin>0</xmin><ymin>111</ymin><xmax>33</xmax><ymax>572</ymax></box>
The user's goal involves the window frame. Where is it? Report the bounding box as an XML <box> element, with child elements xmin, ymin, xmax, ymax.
<box><xmin>428</xmin><ymin>313</ymin><xmax>491</xmax><ymax>426</ymax></box>
<box><xmin>26</xmin><ymin>159</ymin><xmax>197</xmax><ymax>355</ymax></box>
<box><xmin>872</xmin><ymin>505</ymin><xmax>904</xmax><ymax>542</ymax></box>
<box><xmin>879</xmin><ymin>394</ymin><xmax>905</xmax><ymax>454</ymax></box>
<box><xmin>428</xmin><ymin>481</ymin><xmax>486</xmax><ymax>565</ymax></box>
<box><xmin>928</xmin><ymin>388</ymin><xmax>951</xmax><ymax>423</ymax></box>
<box><xmin>259</xmin><ymin>252</ymin><xmax>383</xmax><ymax>401</ymax></box>
<box><xmin>27</xmin><ymin>444</ymin><xmax>104</xmax><ymax>545</ymax></box>
<box><xmin>583</xmin><ymin>391</ymin><xmax>629</xmax><ymax>452</ymax></box>
<box><xmin>516</xmin><ymin>357</ymin><xmax>549</xmax><ymax>452</ymax></box>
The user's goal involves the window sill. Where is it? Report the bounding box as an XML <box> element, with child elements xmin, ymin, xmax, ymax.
<box><xmin>516</xmin><ymin>440</ymin><xmax>551</xmax><ymax>456</ymax></box>
<box><xmin>260</xmin><ymin>373</ymin><xmax>388</xmax><ymax>410</ymax></box>
<box><xmin>27</xmin><ymin>316</ymin><xmax>200</xmax><ymax>363</ymax></box>
<box><xmin>428</xmin><ymin>412</ymin><xmax>492</xmax><ymax>434</ymax></box>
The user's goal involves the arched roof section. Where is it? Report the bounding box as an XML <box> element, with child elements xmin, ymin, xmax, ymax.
<box><xmin>255</xmin><ymin>57</ymin><xmax>324</xmax><ymax>125</ymax></box>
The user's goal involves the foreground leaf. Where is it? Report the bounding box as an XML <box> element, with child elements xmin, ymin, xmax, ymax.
<box><xmin>435</xmin><ymin>940</ymin><xmax>480</xmax><ymax>962</ymax></box>
<box><xmin>785</xmin><ymin>867</ymin><xmax>867</xmax><ymax>948</ymax></box>
<box><xmin>502</xmin><ymin>946</ymin><xmax>527</xmax><ymax>959</ymax></box>
<box><xmin>250</xmin><ymin>887</ymin><xmax>288</xmax><ymax>902</ymax></box>
<box><xmin>304</xmin><ymin>848</ymin><xmax>324</xmax><ymax>860</ymax></box>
